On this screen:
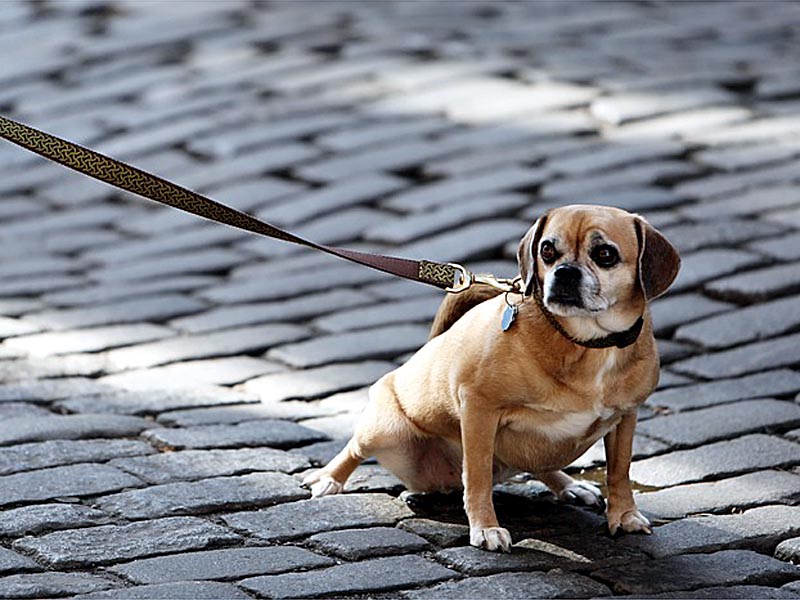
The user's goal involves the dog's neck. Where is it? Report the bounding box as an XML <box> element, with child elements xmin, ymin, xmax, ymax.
<box><xmin>530</xmin><ymin>291</ymin><xmax>644</xmax><ymax>349</ymax></box>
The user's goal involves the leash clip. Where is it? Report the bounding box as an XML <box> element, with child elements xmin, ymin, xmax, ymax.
<box><xmin>446</xmin><ymin>263</ymin><xmax>522</xmax><ymax>294</ymax></box>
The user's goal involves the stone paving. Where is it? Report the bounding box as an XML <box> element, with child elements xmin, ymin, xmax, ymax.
<box><xmin>0</xmin><ymin>0</ymin><xmax>799</xmax><ymax>597</ymax></box>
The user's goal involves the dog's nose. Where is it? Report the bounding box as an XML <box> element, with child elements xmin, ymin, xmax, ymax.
<box><xmin>553</xmin><ymin>264</ymin><xmax>582</xmax><ymax>284</ymax></box>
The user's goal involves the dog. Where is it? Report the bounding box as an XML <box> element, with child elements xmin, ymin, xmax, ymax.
<box><xmin>303</xmin><ymin>205</ymin><xmax>680</xmax><ymax>552</ymax></box>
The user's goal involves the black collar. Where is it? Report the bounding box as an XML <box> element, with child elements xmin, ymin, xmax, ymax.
<box><xmin>532</xmin><ymin>291</ymin><xmax>644</xmax><ymax>349</ymax></box>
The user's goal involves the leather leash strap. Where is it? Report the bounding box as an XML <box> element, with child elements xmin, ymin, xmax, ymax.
<box><xmin>0</xmin><ymin>114</ymin><xmax>481</xmax><ymax>292</ymax></box>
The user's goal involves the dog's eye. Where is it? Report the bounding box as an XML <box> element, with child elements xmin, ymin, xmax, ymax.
<box><xmin>540</xmin><ymin>241</ymin><xmax>557</xmax><ymax>264</ymax></box>
<box><xmin>592</xmin><ymin>245</ymin><xmax>620</xmax><ymax>268</ymax></box>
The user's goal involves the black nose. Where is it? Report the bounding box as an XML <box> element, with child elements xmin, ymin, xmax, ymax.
<box><xmin>554</xmin><ymin>264</ymin><xmax>582</xmax><ymax>284</ymax></box>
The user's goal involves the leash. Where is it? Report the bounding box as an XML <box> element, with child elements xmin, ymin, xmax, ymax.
<box><xmin>0</xmin><ymin>115</ymin><xmax>519</xmax><ymax>296</ymax></box>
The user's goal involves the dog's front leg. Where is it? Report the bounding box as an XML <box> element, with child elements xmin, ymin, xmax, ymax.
<box><xmin>460</xmin><ymin>399</ymin><xmax>510</xmax><ymax>552</ymax></box>
<box><xmin>604</xmin><ymin>410</ymin><xmax>652</xmax><ymax>535</ymax></box>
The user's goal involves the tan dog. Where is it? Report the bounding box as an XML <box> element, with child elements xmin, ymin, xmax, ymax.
<box><xmin>304</xmin><ymin>205</ymin><xmax>680</xmax><ymax>552</ymax></box>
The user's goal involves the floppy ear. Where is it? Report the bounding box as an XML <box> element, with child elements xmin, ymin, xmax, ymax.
<box><xmin>517</xmin><ymin>213</ymin><xmax>549</xmax><ymax>297</ymax></box>
<box><xmin>634</xmin><ymin>217</ymin><xmax>681</xmax><ymax>301</ymax></box>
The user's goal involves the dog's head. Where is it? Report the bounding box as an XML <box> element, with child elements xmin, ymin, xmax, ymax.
<box><xmin>517</xmin><ymin>205</ymin><xmax>680</xmax><ymax>322</ymax></box>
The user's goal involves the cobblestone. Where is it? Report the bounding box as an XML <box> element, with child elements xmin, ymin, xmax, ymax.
<box><xmin>13</xmin><ymin>517</ymin><xmax>240</xmax><ymax>568</ymax></box>
<box><xmin>76</xmin><ymin>581</ymin><xmax>252</xmax><ymax>599</ymax></box>
<box><xmin>109</xmin><ymin>448</ymin><xmax>309</xmax><ymax>484</ymax></box>
<box><xmin>0</xmin><ymin>463</ymin><xmax>142</xmax><ymax>507</ymax></box>
<box><xmin>636</xmin><ymin>470</ymin><xmax>800</xmax><ymax>520</ymax></box>
<box><xmin>592</xmin><ymin>550</ymin><xmax>798</xmax><ymax>595</ymax></box>
<box><xmin>0</xmin><ymin>414</ymin><xmax>152</xmax><ymax>446</ymax></box>
<box><xmin>0</xmin><ymin>439</ymin><xmax>154</xmax><ymax>475</ymax></box>
<box><xmin>108</xmin><ymin>546</ymin><xmax>334</xmax><ymax>585</ymax></box>
<box><xmin>0</xmin><ymin>572</ymin><xmax>115</xmax><ymax>599</ymax></box>
<box><xmin>95</xmin><ymin>472</ymin><xmax>308</xmax><ymax>519</ymax></box>
<box><xmin>404</xmin><ymin>571</ymin><xmax>611</xmax><ymax>599</ymax></box>
<box><xmin>0</xmin><ymin>549</ymin><xmax>38</xmax><ymax>576</ymax></box>
<box><xmin>307</xmin><ymin>526</ymin><xmax>430</xmax><ymax>560</ymax></box>
<box><xmin>143</xmin><ymin>419</ymin><xmax>325</xmax><ymax>450</ymax></box>
<box><xmin>648</xmin><ymin>369</ymin><xmax>800</xmax><ymax>411</ymax></box>
<box><xmin>637</xmin><ymin>399</ymin><xmax>800</xmax><ymax>447</ymax></box>
<box><xmin>776</xmin><ymin>537</ymin><xmax>800</xmax><ymax>564</ymax></box>
<box><xmin>240</xmin><ymin>555</ymin><xmax>457</xmax><ymax>599</ymax></box>
<box><xmin>0</xmin><ymin>504</ymin><xmax>110</xmax><ymax>538</ymax></box>
<box><xmin>630</xmin><ymin>434</ymin><xmax>800</xmax><ymax>487</ymax></box>
<box><xmin>223</xmin><ymin>493</ymin><xmax>413</xmax><ymax>542</ymax></box>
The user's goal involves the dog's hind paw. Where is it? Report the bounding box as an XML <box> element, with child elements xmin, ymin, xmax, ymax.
<box><xmin>470</xmin><ymin>526</ymin><xmax>512</xmax><ymax>552</ymax></box>
<box><xmin>302</xmin><ymin>472</ymin><xmax>343</xmax><ymax>498</ymax></box>
<box><xmin>559</xmin><ymin>480</ymin><xmax>605</xmax><ymax>510</ymax></box>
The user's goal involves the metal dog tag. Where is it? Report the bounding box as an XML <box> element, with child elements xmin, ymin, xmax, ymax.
<box><xmin>501</xmin><ymin>304</ymin><xmax>517</xmax><ymax>331</ymax></box>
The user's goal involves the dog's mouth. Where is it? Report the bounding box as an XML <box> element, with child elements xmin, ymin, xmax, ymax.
<box><xmin>546</xmin><ymin>290</ymin><xmax>584</xmax><ymax>308</ymax></box>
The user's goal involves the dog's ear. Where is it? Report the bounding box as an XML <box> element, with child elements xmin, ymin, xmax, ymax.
<box><xmin>517</xmin><ymin>213</ymin><xmax>549</xmax><ymax>297</ymax></box>
<box><xmin>634</xmin><ymin>217</ymin><xmax>681</xmax><ymax>301</ymax></box>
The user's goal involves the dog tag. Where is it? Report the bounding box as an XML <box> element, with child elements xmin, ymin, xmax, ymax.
<box><xmin>501</xmin><ymin>304</ymin><xmax>517</xmax><ymax>331</ymax></box>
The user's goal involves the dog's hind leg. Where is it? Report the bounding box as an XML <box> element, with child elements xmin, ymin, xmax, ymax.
<box><xmin>303</xmin><ymin>372</ymin><xmax>412</xmax><ymax>497</ymax></box>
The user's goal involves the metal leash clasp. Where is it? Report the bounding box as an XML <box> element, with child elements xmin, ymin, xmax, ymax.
<box><xmin>446</xmin><ymin>263</ymin><xmax>522</xmax><ymax>294</ymax></box>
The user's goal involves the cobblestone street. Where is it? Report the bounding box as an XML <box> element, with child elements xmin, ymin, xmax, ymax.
<box><xmin>1</xmin><ymin>0</ymin><xmax>800</xmax><ymax>597</ymax></box>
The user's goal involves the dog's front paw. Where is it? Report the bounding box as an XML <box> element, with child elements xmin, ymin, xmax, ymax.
<box><xmin>470</xmin><ymin>526</ymin><xmax>512</xmax><ymax>552</ymax></box>
<box><xmin>302</xmin><ymin>471</ymin><xmax>343</xmax><ymax>498</ymax></box>
<box><xmin>558</xmin><ymin>481</ymin><xmax>604</xmax><ymax>509</ymax></box>
<box><xmin>607</xmin><ymin>507</ymin><xmax>651</xmax><ymax>536</ymax></box>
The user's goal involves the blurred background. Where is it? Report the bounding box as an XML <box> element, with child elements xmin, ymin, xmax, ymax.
<box><xmin>0</xmin><ymin>1</ymin><xmax>799</xmax><ymax>597</ymax></box>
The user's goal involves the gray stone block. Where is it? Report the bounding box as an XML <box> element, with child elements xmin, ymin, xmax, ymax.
<box><xmin>0</xmin><ymin>377</ymin><xmax>114</xmax><ymax>402</ymax></box>
<box><xmin>76</xmin><ymin>581</ymin><xmax>251</xmax><ymax>599</ymax></box>
<box><xmin>751</xmin><ymin>231</ymin><xmax>800</xmax><ymax>262</ymax></box>
<box><xmin>776</xmin><ymin>537</ymin><xmax>800</xmax><ymax>564</ymax></box>
<box><xmin>110</xmin><ymin>448</ymin><xmax>310</xmax><ymax>484</ymax></box>
<box><xmin>3</xmin><ymin>324</ymin><xmax>174</xmax><ymax>357</ymax></box>
<box><xmin>170</xmin><ymin>289</ymin><xmax>369</xmax><ymax>334</ymax></box>
<box><xmin>157</xmin><ymin>401</ymin><xmax>335</xmax><ymax>427</ymax></box>
<box><xmin>660</xmin><ymin>219</ymin><xmax>788</xmax><ymax>254</ymax></box>
<box><xmin>58</xmin><ymin>387</ymin><xmax>258</xmax><ymax>416</ymax></box>
<box><xmin>106</xmin><ymin>323</ymin><xmax>309</xmax><ymax>370</ymax></box>
<box><xmin>396</xmin><ymin>220</ymin><xmax>526</xmax><ymax>263</ymax></box>
<box><xmin>0</xmin><ymin>439</ymin><xmax>154</xmax><ymax>476</ymax></box>
<box><xmin>94</xmin><ymin>472</ymin><xmax>308</xmax><ymax>519</ymax></box>
<box><xmin>630</xmin><ymin>434</ymin><xmax>800</xmax><ymax>487</ymax></box>
<box><xmin>677</xmin><ymin>295</ymin><xmax>800</xmax><ymax>349</ymax></box>
<box><xmin>308</xmin><ymin>526</ymin><xmax>430</xmax><ymax>560</ymax></box>
<box><xmin>267</xmin><ymin>324</ymin><xmax>429</xmax><ymax>368</ymax></box>
<box><xmin>637</xmin><ymin>399</ymin><xmax>800</xmax><ymax>447</ymax></box>
<box><xmin>0</xmin><ymin>503</ymin><xmax>110</xmax><ymax>537</ymax></box>
<box><xmin>669</xmin><ymin>249</ymin><xmax>764</xmax><ymax>293</ymax></box>
<box><xmin>592</xmin><ymin>550</ymin><xmax>798</xmax><ymax>595</ymax></box>
<box><xmin>434</xmin><ymin>545</ymin><xmax>569</xmax><ymax>576</ymax></box>
<box><xmin>403</xmin><ymin>571</ymin><xmax>611</xmax><ymax>599</ymax></box>
<box><xmin>705</xmin><ymin>261</ymin><xmax>800</xmax><ymax>302</ymax></box>
<box><xmin>638</xmin><ymin>585</ymin><xmax>800</xmax><ymax>599</ymax></box>
<box><xmin>637</xmin><ymin>470</ymin><xmax>800</xmax><ymax>519</ymax></box>
<box><xmin>143</xmin><ymin>419</ymin><xmax>326</xmax><ymax>450</ymax></box>
<box><xmin>648</xmin><ymin>369</ymin><xmax>800</xmax><ymax>412</ymax></box>
<box><xmin>23</xmin><ymin>294</ymin><xmax>208</xmax><ymax>331</ymax></box>
<box><xmin>313</xmin><ymin>295</ymin><xmax>443</xmax><ymax>333</ymax></box>
<box><xmin>243</xmin><ymin>361</ymin><xmax>393</xmax><ymax>402</ymax></box>
<box><xmin>13</xmin><ymin>517</ymin><xmax>240</xmax><ymax>568</ymax></box>
<box><xmin>0</xmin><ymin>463</ymin><xmax>142</xmax><ymax>506</ymax></box>
<box><xmin>223</xmin><ymin>493</ymin><xmax>413</xmax><ymax>541</ymax></box>
<box><xmin>0</xmin><ymin>572</ymin><xmax>115</xmax><ymax>599</ymax></box>
<box><xmin>240</xmin><ymin>555</ymin><xmax>457</xmax><ymax>598</ymax></box>
<box><xmin>649</xmin><ymin>293</ymin><xmax>734</xmax><ymax>336</ymax></box>
<box><xmin>672</xmin><ymin>332</ymin><xmax>800</xmax><ymax>379</ymax></box>
<box><xmin>0</xmin><ymin>548</ymin><xmax>38</xmax><ymax>576</ymax></box>
<box><xmin>398</xmin><ymin>518</ymin><xmax>470</xmax><ymax>548</ymax></box>
<box><xmin>109</xmin><ymin>546</ymin><xmax>334</xmax><ymax>584</ymax></box>
<box><xmin>623</xmin><ymin>505</ymin><xmax>800</xmax><ymax>557</ymax></box>
<box><xmin>0</xmin><ymin>414</ymin><xmax>152</xmax><ymax>446</ymax></box>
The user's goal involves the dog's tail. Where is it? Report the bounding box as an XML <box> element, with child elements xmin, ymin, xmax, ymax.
<box><xmin>428</xmin><ymin>283</ymin><xmax>504</xmax><ymax>339</ymax></box>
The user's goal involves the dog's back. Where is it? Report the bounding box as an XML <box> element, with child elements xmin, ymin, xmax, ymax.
<box><xmin>428</xmin><ymin>283</ymin><xmax>503</xmax><ymax>339</ymax></box>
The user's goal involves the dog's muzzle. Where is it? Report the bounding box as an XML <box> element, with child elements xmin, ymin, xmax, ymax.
<box><xmin>547</xmin><ymin>264</ymin><xmax>584</xmax><ymax>307</ymax></box>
